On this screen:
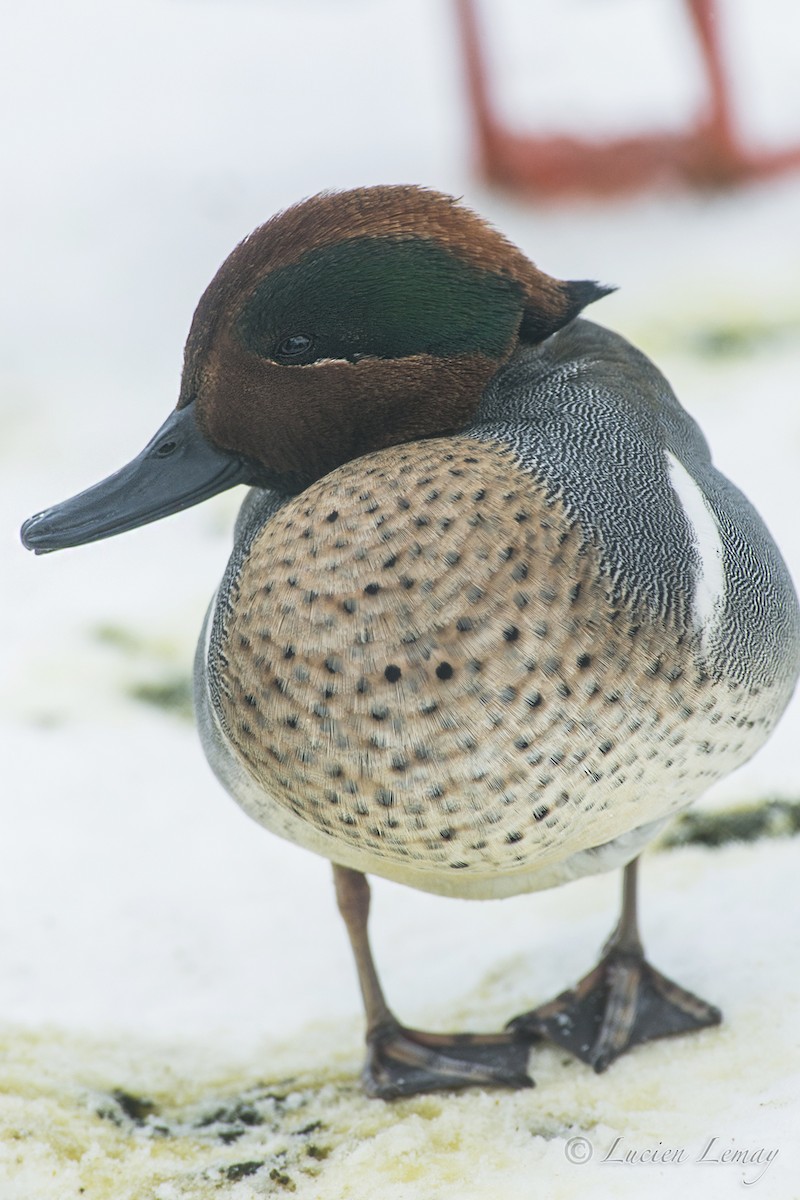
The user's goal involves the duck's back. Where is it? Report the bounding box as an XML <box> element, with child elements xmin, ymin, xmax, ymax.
<box><xmin>198</xmin><ymin>320</ymin><xmax>799</xmax><ymax>899</ymax></box>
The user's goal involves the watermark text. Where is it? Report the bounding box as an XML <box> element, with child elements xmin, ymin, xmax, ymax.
<box><xmin>564</xmin><ymin>1134</ymin><xmax>778</xmax><ymax>1186</ymax></box>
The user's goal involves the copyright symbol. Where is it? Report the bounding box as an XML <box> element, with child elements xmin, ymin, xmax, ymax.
<box><xmin>564</xmin><ymin>1136</ymin><xmax>593</xmax><ymax>1164</ymax></box>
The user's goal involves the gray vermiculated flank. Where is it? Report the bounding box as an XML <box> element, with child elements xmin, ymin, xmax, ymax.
<box><xmin>470</xmin><ymin>319</ymin><xmax>800</xmax><ymax>687</ymax></box>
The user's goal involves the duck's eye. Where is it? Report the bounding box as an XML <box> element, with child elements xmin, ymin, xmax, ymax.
<box><xmin>276</xmin><ymin>333</ymin><xmax>314</xmax><ymax>361</ymax></box>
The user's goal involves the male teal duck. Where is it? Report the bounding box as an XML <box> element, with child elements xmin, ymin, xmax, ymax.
<box><xmin>22</xmin><ymin>186</ymin><xmax>800</xmax><ymax>1099</ymax></box>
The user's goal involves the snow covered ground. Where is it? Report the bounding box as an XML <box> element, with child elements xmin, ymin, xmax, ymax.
<box><xmin>2</xmin><ymin>1</ymin><xmax>800</xmax><ymax>1196</ymax></box>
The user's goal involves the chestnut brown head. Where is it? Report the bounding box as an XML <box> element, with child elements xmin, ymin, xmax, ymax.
<box><xmin>180</xmin><ymin>185</ymin><xmax>610</xmax><ymax>491</ymax></box>
<box><xmin>21</xmin><ymin>185</ymin><xmax>609</xmax><ymax>553</ymax></box>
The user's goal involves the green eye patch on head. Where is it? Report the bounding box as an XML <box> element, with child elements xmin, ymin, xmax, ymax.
<box><xmin>236</xmin><ymin>236</ymin><xmax>526</xmax><ymax>365</ymax></box>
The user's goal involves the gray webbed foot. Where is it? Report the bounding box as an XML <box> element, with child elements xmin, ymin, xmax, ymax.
<box><xmin>508</xmin><ymin>948</ymin><xmax>721</xmax><ymax>1073</ymax></box>
<box><xmin>364</xmin><ymin>1019</ymin><xmax>534</xmax><ymax>1099</ymax></box>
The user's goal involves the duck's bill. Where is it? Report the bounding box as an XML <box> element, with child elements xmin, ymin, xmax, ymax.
<box><xmin>20</xmin><ymin>405</ymin><xmax>250</xmax><ymax>554</ymax></box>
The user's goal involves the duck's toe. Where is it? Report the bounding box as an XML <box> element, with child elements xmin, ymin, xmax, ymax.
<box><xmin>507</xmin><ymin>950</ymin><xmax>721</xmax><ymax>1073</ymax></box>
<box><xmin>362</xmin><ymin>1020</ymin><xmax>534</xmax><ymax>1099</ymax></box>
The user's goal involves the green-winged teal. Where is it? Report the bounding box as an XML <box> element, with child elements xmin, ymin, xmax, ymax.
<box><xmin>22</xmin><ymin>186</ymin><xmax>800</xmax><ymax>1098</ymax></box>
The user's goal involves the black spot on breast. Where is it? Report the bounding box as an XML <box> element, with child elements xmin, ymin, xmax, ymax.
<box><xmin>364</xmin><ymin>582</ymin><xmax>380</xmax><ymax>595</ymax></box>
<box><xmin>325</xmin><ymin>510</ymin><xmax>339</xmax><ymax>523</ymax></box>
<box><xmin>435</xmin><ymin>662</ymin><xmax>454</xmax><ymax>680</ymax></box>
<box><xmin>384</xmin><ymin>664</ymin><xmax>402</xmax><ymax>683</ymax></box>
<box><xmin>503</xmin><ymin>625</ymin><xmax>520</xmax><ymax>642</ymax></box>
<box><xmin>533</xmin><ymin>805</ymin><xmax>549</xmax><ymax>821</ymax></box>
<box><xmin>382</xmin><ymin>555</ymin><xmax>397</xmax><ymax>569</ymax></box>
<box><xmin>576</xmin><ymin>653</ymin><xmax>592</xmax><ymax>669</ymax></box>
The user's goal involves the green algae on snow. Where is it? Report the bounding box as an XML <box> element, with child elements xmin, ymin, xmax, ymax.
<box><xmin>658</xmin><ymin>798</ymin><xmax>800</xmax><ymax>850</ymax></box>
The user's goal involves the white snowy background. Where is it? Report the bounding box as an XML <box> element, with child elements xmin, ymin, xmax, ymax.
<box><xmin>1</xmin><ymin>1</ymin><xmax>799</xmax><ymax>1196</ymax></box>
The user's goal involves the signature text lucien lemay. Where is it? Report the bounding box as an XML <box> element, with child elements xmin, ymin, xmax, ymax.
<box><xmin>564</xmin><ymin>1133</ymin><xmax>779</xmax><ymax>1185</ymax></box>
<box><xmin>602</xmin><ymin>1135</ymin><xmax>777</xmax><ymax>1185</ymax></box>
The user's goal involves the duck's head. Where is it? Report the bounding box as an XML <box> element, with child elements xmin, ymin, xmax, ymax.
<box><xmin>21</xmin><ymin>185</ymin><xmax>610</xmax><ymax>552</ymax></box>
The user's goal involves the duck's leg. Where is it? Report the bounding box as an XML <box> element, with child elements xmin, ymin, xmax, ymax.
<box><xmin>507</xmin><ymin>858</ymin><xmax>721</xmax><ymax>1072</ymax></box>
<box><xmin>333</xmin><ymin>864</ymin><xmax>533</xmax><ymax>1098</ymax></box>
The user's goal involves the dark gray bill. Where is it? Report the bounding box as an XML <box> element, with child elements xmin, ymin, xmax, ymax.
<box><xmin>20</xmin><ymin>404</ymin><xmax>249</xmax><ymax>553</ymax></box>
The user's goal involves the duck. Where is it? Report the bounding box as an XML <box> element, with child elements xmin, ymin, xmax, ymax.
<box><xmin>21</xmin><ymin>185</ymin><xmax>800</xmax><ymax>1099</ymax></box>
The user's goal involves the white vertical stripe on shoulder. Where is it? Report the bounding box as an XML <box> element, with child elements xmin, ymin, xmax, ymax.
<box><xmin>666</xmin><ymin>452</ymin><xmax>726</xmax><ymax>653</ymax></box>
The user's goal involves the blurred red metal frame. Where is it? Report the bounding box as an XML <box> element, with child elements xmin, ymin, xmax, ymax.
<box><xmin>455</xmin><ymin>0</ymin><xmax>800</xmax><ymax>197</ymax></box>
